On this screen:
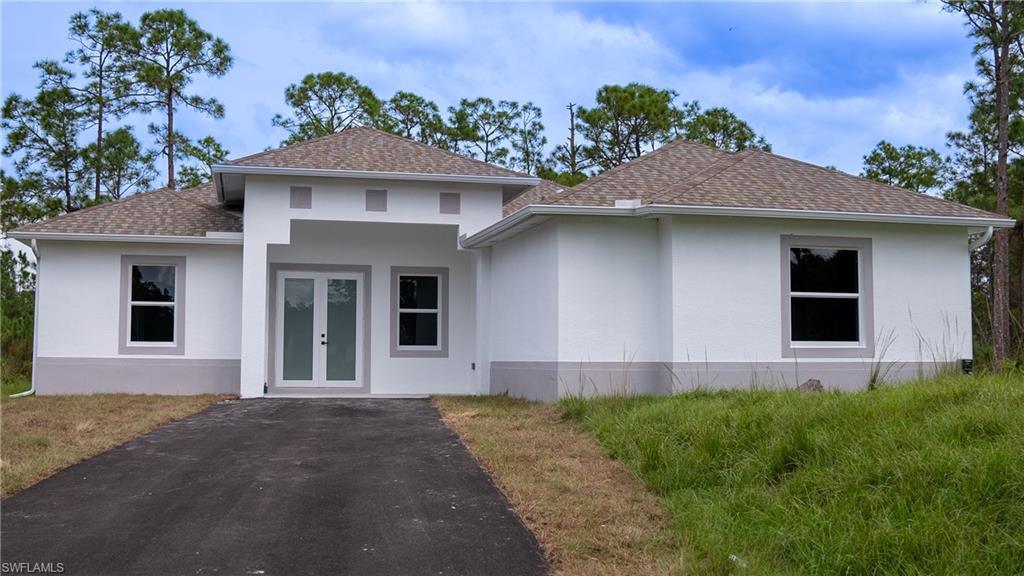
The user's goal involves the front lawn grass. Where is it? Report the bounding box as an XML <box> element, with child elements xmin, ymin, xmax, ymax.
<box><xmin>434</xmin><ymin>396</ymin><xmax>686</xmax><ymax>575</ymax></box>
<box><xmin>563</xmin><ymin>373</ymin><xmax>1024</xmax><ymax>575</ymax></box>
<box><xmin>1</xmin><ymin>393</ymin><xmax>228</xmax><ymax>496</ymax></box>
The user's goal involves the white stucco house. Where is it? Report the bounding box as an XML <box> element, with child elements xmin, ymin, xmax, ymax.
<box><xmin>8</xmin><ymin>127</ymin><xmax>1014</xmax><ymax>400</ymax></box>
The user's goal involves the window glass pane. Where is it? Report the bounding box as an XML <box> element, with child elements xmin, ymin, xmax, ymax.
<box><xmin>130</xmin><ymin>305</ymin><xmax>174</xmax><ymax>342</ymax></box>
<box><xmin>399</xmin><ymin>276</ymin><xmax>438</xmax><ymax>309</ymax></box>
<box><xmin>326</xmin><ymin>279</ymin><xmax>357</xmax><ymax>381</ymax></box>
<box><xmin>791</xmin><ymin>297</ymin><xmax>859</xmax><ymax>342</ymax></box>
<box><xmin>399</xmin><ymin>312</ymin><xmax>438</xmax><ymax>346</ymax></box>
<box><xmin>790</xmin><ymin>248</ymin><xmax>858</xmax><ymax>293</ymax></box>
<box><xmin>282</xmin><ymin>278</ymin><xmax>314</xmax><ymax>381</ymax></box>
<box><xmin>132</xmin><ymin>265</ymin><xmax>175</xmax><ymax>302</ymax></box>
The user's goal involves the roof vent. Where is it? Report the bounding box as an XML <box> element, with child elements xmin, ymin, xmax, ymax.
<box><xmin>614</xmin><ymin>199</ymin><xmax>643</xmax><ymax>208</ymax></box>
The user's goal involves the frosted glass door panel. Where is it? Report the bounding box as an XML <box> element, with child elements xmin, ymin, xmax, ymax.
<box><xmin>282</xmin><ymin>278</ymin><xmax>315</xmax><ymax>381</ymax></box>
<box><xmin>326</xmin><ymin>278</ymin><xmax>358</xmax><ymax>381</ymax></box>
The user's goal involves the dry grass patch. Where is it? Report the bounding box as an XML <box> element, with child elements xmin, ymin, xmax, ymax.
<box><xmin>1</xmin><ymin>394</ymin><xmax>228</xmax><ymax>496</ymax></box>
<box><xmin>434</xmin><ymin>395</ymin><xmax>686</xmax><ymax>576</ymax></box>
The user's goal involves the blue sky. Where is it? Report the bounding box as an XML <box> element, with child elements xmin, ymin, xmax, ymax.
<box><xmin>1</xmin><ymin>1</ymin><xmax>977</xmax><ymax>179</ymax></box>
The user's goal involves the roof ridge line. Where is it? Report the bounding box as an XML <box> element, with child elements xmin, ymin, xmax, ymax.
<box><xmin>358</xmin><ymin>126</ymin><xmax>533</xmax><ymax>178</ymax></box>
<box><xmin>225</xmin><ymin>127</ymin><xmax>361</xmax><ymax>165</ymax></box>
<box><xmin>555</xmin><ymin>138</ymin><xmax>701</xmax><ymax>204</ymax></box>
<box><xmin>650</xmin><ymin>150</ymin><xmax>756</xmax><ymax>205</ymax></box>
<box><xmin>228</xmin><ymin>125</ymin><xmax>533</xmax><ymax>179</ymax></box>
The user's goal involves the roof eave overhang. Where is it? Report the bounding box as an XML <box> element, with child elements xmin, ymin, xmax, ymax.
<box><xmin>459</xmin><ymin>204</ymin><xmax>1017</xmax><ymax>248</ymax></box>
<box><xmin>212</xmin><ymin>164</ymin><xmax>540</xmax><ymax>202</ymax></box>
<box><xmin>640</xmin><ymin>204</ymin><xmax>1017</xmax><ymax>228</ymax></box>
<box><xmin>6</xmin><ymin>231</ymin><xmax>244</xmax><ymax>245</ymax></box>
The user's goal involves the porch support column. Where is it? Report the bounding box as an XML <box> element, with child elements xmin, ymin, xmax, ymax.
<box><xmin>239</xmin><ymin>189</ymin><xmax>292</xmax><ymax>398</ymax></box>
<box><xmin>473</xmin><ymin>246</ymin><xmax>493</xmax><ymax>395</ymax></box>
<box><xmin>239</xmin><ymin>239</ymin><xmax>269</xmax><ymax>398</ymax></box>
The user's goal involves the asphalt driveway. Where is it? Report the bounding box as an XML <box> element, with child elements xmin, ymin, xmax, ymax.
<box><xmin>1</xmin><ymin>399</ymin><xmax>549</xmax><ymax>576</ymax></box>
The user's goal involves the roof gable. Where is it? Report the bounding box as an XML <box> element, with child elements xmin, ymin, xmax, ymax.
<box><xmin>228</xmin><ymin>126</ymin><xmax>530</xmax><ymax>179</ymax></box>
<box><xmin>652</xmin><ymin>150</ymin><xmax>997</xmax><ymax>219</ymax></box>
<box><xmin>543</xmin><ymin>141</ymin><xmax>1002</xmax><ymax>220</ymax></box>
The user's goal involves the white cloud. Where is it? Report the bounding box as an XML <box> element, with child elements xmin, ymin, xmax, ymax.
<box><xmin>291</xmin><ymin>2</ymin><xmax>972</xmax><ymax>172</ymax></box>
<box><xmin>655</xmin><ymin>65</ymin><xmax>973</xmax><ymax>171</ymax></box>
<box><xmin>2</xmin><ymin>1</ymin><xmax>976</xmax><ymax>179</ymax></box>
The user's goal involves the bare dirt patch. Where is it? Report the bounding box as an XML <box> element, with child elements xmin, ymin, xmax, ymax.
<box><xmin>434</xmin><ymin>395</ymin><xmax>686</xmax><ymax>576</ymax></box>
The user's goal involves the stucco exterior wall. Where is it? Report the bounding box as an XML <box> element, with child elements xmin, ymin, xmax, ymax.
<box><xmin>27</xmin><ymin>179</ymin><xmax>975</xmax><ymax>400</ymax></box>
<box><xmin>557</xmin><ymin>217</ymin><xmax>662</xmax><ymax>362</ymax></box>
<box><xmin>669</xmin><ymin>215</ymin><xmax>972</xmax><ymax>365</ymax></box>
<box><xmin>486</xmin><ymin>221</ymin><xmax>561</xmax><ymax>399</ymax></box>
<box><xmin>34</xmin><ymin>240</ymin><xmax>242</xmax><ymax>394</ymax></box>
<box><xmin>489</xmin><ymin>220</ymin><xmax>559</xmax><ymax>362</ymax></box>
<box><xmin>267</xmin><ymin>220</ymin><xmax>477</xmax><ymax>396</ymax></box>
<box><xmin>487</xmin><ymin>214</ymin><xmax>973</xmax><ymax>399</ymax></box>
<box><xmin>239</xmin><ymin>174</ymin><xmax>504</xmax><ymax>397</ymax></box>
<box><xmin>249</xmin><ymin>175</ymin><xmax>504</xmax><ymax>236</ymax></box>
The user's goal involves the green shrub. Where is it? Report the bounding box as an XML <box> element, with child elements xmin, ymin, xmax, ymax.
<box><xmin>1</xmin><ymin>248</ymin><xmax>35</xmax><ymax>381</ymax></box>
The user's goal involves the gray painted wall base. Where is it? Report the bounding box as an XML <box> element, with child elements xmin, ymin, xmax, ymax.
<box><xmin>490</xmin><ymin>360</ymin><xmax>951</xmax><ymax>402</ymax></box>
<box><xmin>35</xmin><ymin>357</ymin><xmax>240</xmax><ymax>395</ymax></box>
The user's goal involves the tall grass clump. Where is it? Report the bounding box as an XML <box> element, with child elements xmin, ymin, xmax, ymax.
<box><xmin>561</xmin><ymin>373</ymin><xmax>1024</xmax><ymax>575</ymax></box>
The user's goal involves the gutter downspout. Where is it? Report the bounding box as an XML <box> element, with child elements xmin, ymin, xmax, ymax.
<box><xmin>10</xmin><ymin>239</ymin><xmax>39</xmax><ymax>398</ymax></box>
<box><xmin>969</xmin><ymin>226</ymin><xmax>994</xmax><ymax>250</ymax></box>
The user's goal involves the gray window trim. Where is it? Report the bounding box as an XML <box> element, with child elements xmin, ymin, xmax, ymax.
<box><xmin>390</xmin><ymin>266</ymin><xmax>449</xmax><ymax>358</ymax></box>
<box><xmin>289</xmin><ymin>186</ymin><xmax>312</xmax><ymax>209</ymax></box>
<box><xmin>439</xmin><ymin>192</ymin><xmax>461</xmax><ymax>214</ymax></box>
<box><xmin>119</xmin><ymin>255</ymin><xmax>186</xmax><ymax>355</ymax></box>
<box><xmin>366</xmin><ymin>189</ymin><xmax>387</xmax><ymax>212</ymax></box>
<box><xmin>780</xmin><ymin>235</ymin><xmax>874</xmax><ymax>358</ymax></box>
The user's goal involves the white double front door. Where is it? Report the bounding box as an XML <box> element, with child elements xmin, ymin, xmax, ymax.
<box><xmin>275</xmin><ymin>271</ymin><xmax>364</xmax><ymax>388</ymax></box>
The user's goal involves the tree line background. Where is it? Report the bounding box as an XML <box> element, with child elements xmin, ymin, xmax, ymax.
<box><xmin>2</xmin><ymin>3</ymin><xmax>1022</xmax><ymax>385</ymax></box>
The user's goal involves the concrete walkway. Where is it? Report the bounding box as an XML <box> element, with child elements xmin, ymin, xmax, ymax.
<box><xmin>1</xmin><ymin>399</ymin><xmax>549</xmax><ymax>576</ymax></box>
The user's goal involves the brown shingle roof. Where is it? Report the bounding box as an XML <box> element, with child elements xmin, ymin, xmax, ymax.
<box><xmin>230</xmin><ymin>126</ymin><xmax>531</xmax><ymax>179</ymax></box>
<box><xmin>13</xmin><ymin>182</ymin><xmax>241</xmax><ymax>236</ymax></box>
<box><xmin>13</xmin><ymin>128</ymin><xmax>1005</xmax><ymax>239</ymax></box>
<box><xmin>543</xmin><ymin>140</ymin><xmax>1002</xmax><ymax>220</ymax></box>
<box><xmin>550</xmin><ymin>139</ymin><xmax>732</xmax><ymax>207</ymax></box>
<box><xmin>12</xmin><ymin>127</ymin><xmax>532</xmax><ymax>237</ymax></box>
<box><xmin>503</xmin><ymin>179</ymin><xmax>566</xmax><ymax>216</ymax></box>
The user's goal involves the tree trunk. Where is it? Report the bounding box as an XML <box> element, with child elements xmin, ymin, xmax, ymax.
<box><xmin>95</xmin><ymin>114</ymin><xmax>103</xmax><ymax>200</ymax></box>
<box><xmin>567</xmin><ymin>103</ymin><xmax>578</xmax><ymax>175</ymax></box>
<box><xmin>63</xmin><ymin>165</ymin><xmax>73</xmax><ymax>213</ymax></box>
<box><xmin>991</xmin><ymin>0</ymin><xmax>1012</xmax><ymax>367</ymax></box>
<box><xmin>95</xmin><ymin>68</ymin><xmax>104</xmax><ymax>200</ymax></box>
<box><xmin>166</xmin><ymin>88</ymin><xmax>175</xmax><ymax>190</ymax></box>
<box><xmin>1019</xmin><ymin>225</ymin><xmax>1024</xmax><ymax>344</ymax></box>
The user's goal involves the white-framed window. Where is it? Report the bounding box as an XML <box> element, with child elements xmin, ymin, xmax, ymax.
<box><xmin>781</xmin><ymin>236</ymin><xmax>873</xmax><ymax>358</ymax></box>
<box><xmin>390</xmin><ymin>267</ymin><xmax>449</xmax><ymax>358</ymax></box>
<box><xmin>129</xmin><ymin>264</ymin><xmax>178</xmax><ymax>345</ymax></box>
<box><xmin>120</xmin><ymin>255</ymin><xmax>185</xmax><ymax>355</ymax></box>
<box><xmin>398</xmin><ymin>274</ymin><xmax>440</xmax><ymax>348</ymax></box>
